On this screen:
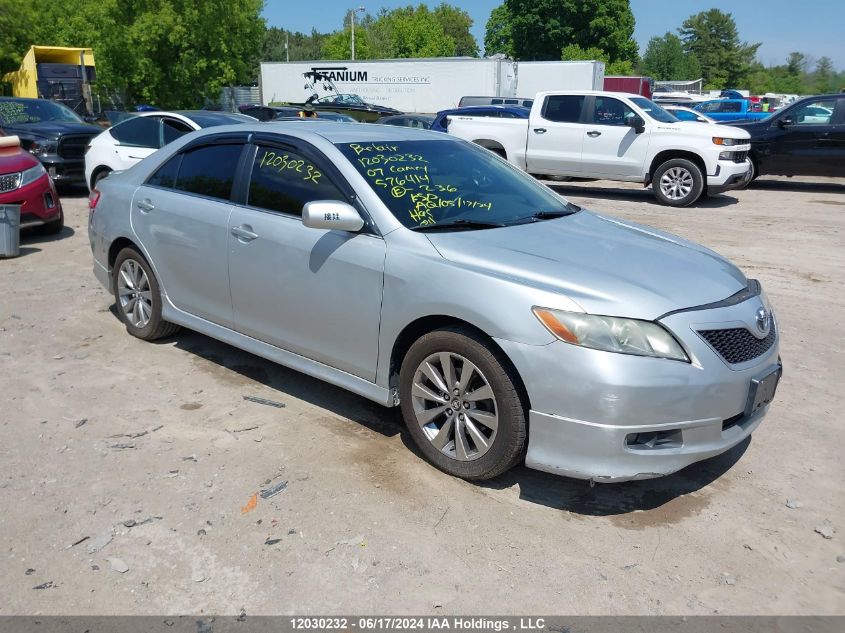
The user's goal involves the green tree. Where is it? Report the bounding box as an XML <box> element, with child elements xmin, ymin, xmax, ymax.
<box><xmin>561</xmin><ymin>44</ymin><xmax>633</xmax><ymax>75</ymax></box>
<box><xmin>483</xmin><ymin>4</ymin><xmax>514</xmax><ymax>57</ymax></box>
<box><xmin>505</xmin><ymin>0</ymin><xmax>638</xmax><ymax>64</ymax></box>
<box><xmin>640</xmin><ymin>32</ymin><xmax>700</xmax><ymax>80</ymax></box>
<box><xmin>813</xmin><ymin>56</ymin><xmax>836</xmax><ymax>93</ymax></box>
<box><xmin>433</xmin><ymin>4</ymin><xmax>478</xmax><ymax>56</ymax></box>
<box><xmin>678</xmin><ymin>9</ymin><xmax>760</xmax><ymax>89</ymax></box>
<box><xmin>0</xmin><ymin>0</ymin><xmax>42</xmax><ymax>76</ymax></box>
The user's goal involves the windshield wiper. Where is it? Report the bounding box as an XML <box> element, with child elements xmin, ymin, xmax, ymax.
<box><xmin>409</xmin><ymin>219</ymin><xmax>506</xmax><ymax>232</ymax></box>
<box><xmin>509</xmin><ymin>206</ymin><xmax>580</xmax><ymax>225</ymax></box>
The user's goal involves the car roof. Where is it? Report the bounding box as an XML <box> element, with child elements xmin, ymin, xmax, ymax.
<box><xmin>188</xmin><ymin>121</ymin><xmax>454</xmax><ymax>144</ymax></box>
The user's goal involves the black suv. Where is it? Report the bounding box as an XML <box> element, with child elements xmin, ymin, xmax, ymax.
<box><xmin>730</xmin><ymin>94</ymin><xmax>845</xmax><ymax>181</ymax></box>
<box><xmin>0</xmin><ymin>97</ymin><xmax>103</xmax><ymax>186</ymax></box>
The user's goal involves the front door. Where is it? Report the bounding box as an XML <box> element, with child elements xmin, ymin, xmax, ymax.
<box><xmin>227</xmin><ymin>141</ymin><xmax>386</xmax><ymax>381</ymax></box>
<box><xmin>131</xmin><ymin>141</ymin><xmax>245</xmax><ymax>327</ymax></box>
<box><xmin>769</xmin><ymin>98</ymin><xmax>839</xmax><ymax>175</ymax></box>
<box><xmin>580</xmin><ymin>96</ymin><xmax>651</xmax><ymax>178</ymax></box>
<box><xmin>526</xmin><ymin>94</ymin><xmax>586</xmax><ymax>176</ymax></box>
<box><xmin>111</xmin><ymin>115</ymin><xmax>161</xmax><ymax>169</ymax></box>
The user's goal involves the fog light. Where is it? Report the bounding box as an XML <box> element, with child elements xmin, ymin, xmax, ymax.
<box><xmin>625</xmin><ymin>429</ymin><xmax>682</xmax><ymax>450</ymax></box>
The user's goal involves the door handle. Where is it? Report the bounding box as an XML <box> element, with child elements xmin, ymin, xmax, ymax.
<box><xmin>533</xmin><ymin>128</ymin><xmax>547</xmax><ymax>134</ymax></box>
<box><xmin>136</xmin><ymin>199</ymin><xmax>155</xmax><ymax>213</ymax></box>
<box><xmin>587</xmin><ymin>130</ymin><xmax>602</xmax><ymax>137</ymax></box>
<box><xmin>231</xmin><ymin>225</ymin><xmax>259</xmax><ymax>242</ymax></box>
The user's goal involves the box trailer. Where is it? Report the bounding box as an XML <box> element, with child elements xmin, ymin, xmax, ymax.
<box><xmin>260</xmin><ymin>57</ymin><xmax>517</xmax><ymax>114</ymax></box>
<box><xmin>603</xmin><ymin>76</ymin><xmax>653</xmax><ymax>99</ymax></box>
<box><xmin>2</xmin><ymin>46</ymin><xmax>97</xmax><ymax>116</ymax></box>
<box><xmin>514</xmin><ymin>61</ymin><xmax>605</xmax><ymax>97</ymax></box>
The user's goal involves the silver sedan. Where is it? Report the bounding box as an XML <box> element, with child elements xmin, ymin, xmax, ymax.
<box><xmin>88</xmin><ymin>122</ymin><xmax>781</xmax><ymax>482</ymax></box>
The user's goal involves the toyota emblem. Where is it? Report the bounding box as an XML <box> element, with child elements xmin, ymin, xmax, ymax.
<box><xmin>755</xmin><ymin>306</ymin><xmax>770</xmax><ymax>335</ymax></box>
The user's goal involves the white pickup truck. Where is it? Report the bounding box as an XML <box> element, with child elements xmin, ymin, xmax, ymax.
<box><xmin>447</xmin><ymin>90</ymin><xmax>752</xmax><ymax>207</ymax></box>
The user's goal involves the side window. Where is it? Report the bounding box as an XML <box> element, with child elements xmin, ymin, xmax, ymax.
<box><xmin>542</xmin><ymin>95</ymin><xmax>585</xmax><ymax>123</ymax></box>
<box><xmin>592</xmin><ymin>97</ymin><xmax>634</xmax><ymax>126</ymax></box>
<box><xmin>793</xmin><ymin>100</ymin><xmax>836</xmax><ymax>125</ymax></box>
<box><xmin>699</xmin><ymin>102</ymin><xmax>719</xmax><ymax>113</ymax></box>
<box><xmin>498</xmin><ymin>111</ymin><xmax>518</xmax><ymax>118</ymax></box>
<box><xmin>722</xmin><ymin>102</ymin><xmax>742</xmax><ymax>113</ymax></box>
<box><xmin>174</xmin><ymin>144</ymin><xmax>243</xmax><ymax>200</ymax></box>
<box><xmin>162</xmin><ymin>118</ymin><xmax>194</xmax><ymax>145</ymax></box>
<box><xmin>111</xmin><ymin>116</ymin><xmax>160</xmax><ymax>148</ymax></box>
<box><xmin>147</xmin><ymin>154</ymin><xmax>182</xmax><ymax>189</ymax></box>
<box><xmin>249</xmin><ymin>145</ymin><xmax>345</xmax><ymax>217</ymax></box>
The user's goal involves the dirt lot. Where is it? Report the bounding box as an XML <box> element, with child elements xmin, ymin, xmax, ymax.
<box><xmin>1</xmin><ymin>177</ymin><xmax>843</xmax><ymax>616</ymax></box>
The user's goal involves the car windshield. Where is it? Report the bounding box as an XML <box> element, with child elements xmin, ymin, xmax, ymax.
<box><xmin>630</xmin><ymin>97</ymin><xmax>678</xmax><ymax>123</ymax></box>
<box><xmin>336</xmin><ymin>139</ymin><xmax>574</xmax><ymax>229</ymax></box>
<box><xmin>0</xmin><ymin>99</ymin><xmax>84</xmax><ymax>125</ymax></box>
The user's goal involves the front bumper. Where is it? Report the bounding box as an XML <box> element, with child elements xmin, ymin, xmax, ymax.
<box><xmin>37</xmin><ymin>154</ymin><xmax>87</xmax><ymax>185</ymax></box>
<box><xmin>707</xmin><ymin>159</ymin><xmax>752</xmax><ymax>194</ymax></box>
<box><xmin>0</xmin><ymin>174</ymin><xmax>62</xmax><ymax>228</ymax></box>
<box><xmin>496</xmin><ymin>295</ymin><xmax>780</xmax><ymax>482</ymax></box>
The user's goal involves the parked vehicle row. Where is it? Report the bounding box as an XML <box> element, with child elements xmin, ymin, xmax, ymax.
<box><xmin>88</xmin><ymin>122</ymin><xmax>781</xmax><ymax>482</ymax></box>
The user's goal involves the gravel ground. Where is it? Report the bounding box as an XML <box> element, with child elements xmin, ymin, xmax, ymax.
<box><xmin>1</xmin><ymin>176</ymin><xmax>843</xmax><ymax>615</ymax></box>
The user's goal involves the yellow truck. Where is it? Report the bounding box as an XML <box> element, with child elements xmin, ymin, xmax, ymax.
<box><xmin>3</xmin><ymin>46</ymin><xmax>96</xmax><ymax>116</ymax></box>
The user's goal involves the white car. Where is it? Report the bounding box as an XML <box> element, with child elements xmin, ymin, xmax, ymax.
<box><xmin>662</xmin><ymin>105</ymin><xmax>718</xmax><ymax>124</ymax></box>
<box><xmin>84</xmin><ymin>110</ymin><xmax>256</xmax><ymax>190</ymax></box>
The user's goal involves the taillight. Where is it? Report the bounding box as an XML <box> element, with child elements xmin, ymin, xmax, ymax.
<box><xmin>88</xmin><ymin>188</ymin><xmax>101</xmax><ymax>211</ymax></box>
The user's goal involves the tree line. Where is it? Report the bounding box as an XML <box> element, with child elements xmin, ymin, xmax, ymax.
<box><xmin>1</xmin><ymin>0</ymin><xmax>840</xmax><ymax>110</ymax></box>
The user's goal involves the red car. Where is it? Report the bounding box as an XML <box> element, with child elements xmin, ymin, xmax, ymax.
<box><xmin>0</xmin><ymin>134</ymin><xmax>63</xmax><ymax>233</ymax></box>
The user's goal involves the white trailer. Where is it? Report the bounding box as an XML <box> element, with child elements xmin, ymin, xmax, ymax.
<box><xmin>260</xmin><ymin>57</ymin><xmax>518</xmax><ymax>113</ymax></box>
<box><xmin>515</xmin><ymin>61</ymin><xmax>605</xmax><ymax>97</ymax></box>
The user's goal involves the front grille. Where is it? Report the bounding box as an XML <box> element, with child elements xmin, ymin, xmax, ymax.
<box><xmin>58</xmin><ymin>135</ymin><xmax>94</xmax><ymax>160</ymax></box>
<box><xmin>698</xmin><ymin>324</ymin><xmax>776</xmax><ymax>364</ymax></box>
<box><xmin>0</xmin><ymin>172</ymin><xmax>22</xmax><ymax>193</ymax></box>
<box><xmin>732</xmin><ymin>151</ymin><xmax>748</xmax><ymax>163</ymax></box>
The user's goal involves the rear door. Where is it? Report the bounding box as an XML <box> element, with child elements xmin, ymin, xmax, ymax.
<box><xmin>825</xmin><ymin>98</ymin><xmax>845</xmax><ymax>177</ymax></box>
<box><xmin>131</xmin><ymin>137</ymin><xmax>247</xmax><ymax>326</ymax></box>
<box><xmin>227</xmin><ymin>138</ymin><xmax>386</xmax><ymax>381</ymax></box>
<box><xmin>579</xmin><ymin>95</ymin><xmax>650</xmax><ymax>178</ymax></box>
<box><xmin>110</xmin><ymin>115</ymin><xmax>161</xmax><ymax>169</ymax></box>
<box><xmin>526</xmin><ymin>94</ymin><xmax>586</xmax><ymax>175</ymax></box>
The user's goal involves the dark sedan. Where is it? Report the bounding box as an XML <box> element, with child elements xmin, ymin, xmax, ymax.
<box><xmin>375</xmin><ymin>114</ymin><xmax>436</xmax><ymax>129</ymax></box>
<box><xmin>730</xmin><ymin>93</ymin><xmax>845</xmax><ymax>182</ymax></box>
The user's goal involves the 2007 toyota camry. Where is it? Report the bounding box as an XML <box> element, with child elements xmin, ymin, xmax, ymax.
<box><xmin>88</xmin><ymin>122</ymin><xmax>781</xmax><ymax>482</ymax></box>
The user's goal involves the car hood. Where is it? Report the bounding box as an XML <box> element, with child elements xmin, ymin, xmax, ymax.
<box><xmin>654</xmin><ymin>121</ymin><xmax>750</xmax><ymax>140</ymax></box>
<box><xmin>425</xmin><ymin>211</ymin><xmax>747</xmax><ymax>320</ymax></box>
<box><xmin>3</xmin><ymin>120</ymin><xmax>102</xmax><ymax>139</ymax></box>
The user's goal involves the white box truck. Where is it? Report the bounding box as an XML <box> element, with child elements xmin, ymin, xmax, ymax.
<box><xmin>260</xmin><ymin>57</ymin><xmax>518</xmax><ymax>114</ymax></box>
<box><xmin>515</xmin><ymin>61</ymin><xmax>605</xmax><ymax>97</ymax></box>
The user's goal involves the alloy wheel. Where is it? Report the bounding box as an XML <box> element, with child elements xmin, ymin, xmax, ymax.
<box><xmin>411</xmin><ymin>352</ymin><xmax>499</xmax><ymax>461</ymax></box>
<box><xmin>659</xmin><ymin>166</ymin><xmax>694</xmax><ymax>201</ymax></box>
<box><xmin>117</xmin><ymin>259</ymin><xmax>153</xmax><ymax>328</ymax></box>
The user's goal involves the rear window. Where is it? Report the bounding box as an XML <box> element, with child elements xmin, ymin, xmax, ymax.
<box><xmin>542</xmin><ymin>95</ymin><xmax>585</xmax><ymax>123</ymax></box>
<box><xmin>111</xmin><ymin>116</ymin><xmax>160</xmax><ymax>148</ymax></box>
<box><xmin>174</xmin><ymin>144</ymin><xmax>243</xmax><ymax>200</ymax></box>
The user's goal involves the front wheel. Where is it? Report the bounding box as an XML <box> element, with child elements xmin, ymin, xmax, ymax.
<box><xmin>399</xmin><ymin>327</ymin><xmax>527</xmax><ymax>480</ymax></box>
<box><xmin>112</xmin><ymin>247</ymin><xmax>180</xmax><ymax>341</ymax></box>
<box><xmin>652</xmin><ymin>158</ymin><xmax>705</xmax><ymax>207</ymax></box>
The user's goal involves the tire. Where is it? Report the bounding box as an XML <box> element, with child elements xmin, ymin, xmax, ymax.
<box><xmin>652</xmin><ymin>158</ymin><xmax>705</xmax><ymax>207</ymax></box>
<box><xmin>112</xmin><ymin>247</ymin><xmax>180</xmax><ymax>341</ymax></box>
<box><xmin>39</xmin><ymin>209</ymin><xmax>64</xmax><ymax>235</ymax></box>
<box><xmin>399</xmin><ymin>326</ymin><xmax>527</xmax><ymax>480</ymax></box>
<box><xmin>93</xmin><ymin>168</ymin><xmax>112</xmax><ymax>189</ymax></box>
<box><xmin>742</xmin><ymin>157</ymin><xmax>758</xmax><ymax>189</ymax></box>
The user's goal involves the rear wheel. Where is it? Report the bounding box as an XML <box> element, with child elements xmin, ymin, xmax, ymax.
<box><xmin>652</xmin><ymin>158</ymin><xmax>704</xmax><ymax>207</ymax></box>
<box><xmin>112</xmin><ymin>247</ymin><xmax>180</xmax><ymax>341</ymax></box>
<box><xmin>399</xmin><ymin>327</ymin><xmax>527</xmax><ymax>480</ymax></box>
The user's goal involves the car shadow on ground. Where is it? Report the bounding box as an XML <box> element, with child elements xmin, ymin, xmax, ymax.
<box><xmin>109</xmin><ymin>318</ymin><xmax>747</xmax><ymax>515</ymax></box>
<box><xmin>750</xmin><ymin>179</ymin><xmax>845</xmax><ymax>195</ymax></box>
<box><xmin>57</xmin><ymin>184</ymin><xmax>90</xmax><ymax>199</ymax></box>
<box><xmin>481</xmin><ymin>438</ymin><xmax>749</xmax><ymax>516</ymax></box>
<box><xmin>20</xmin><ymin>225</ymin><xmax>75</xmax><ymax>244</ymax></box>
<box><xmin>545</xmin><ymin>183</ymin><xmax>740</xmax><ymax>209</ymax></box>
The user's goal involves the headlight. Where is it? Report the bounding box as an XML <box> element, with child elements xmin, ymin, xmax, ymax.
<box><xmin>533</xmin><ymin>307</ymin><xmax>689</xmax><ymax>361</ymax></box>
<box><xmin>713</xmin><ymin>137</ymin><xmax>741</xmax><ymax>146</ymax></box>
<box><xmin>28</xmin><ymin>139</ymin><xmax>59</xmax><ymax>156</ymax></box>
<box><xmin>19</xmin><ymin>162</ymin><xmax>47</xmax><ymax>188</ymax></box>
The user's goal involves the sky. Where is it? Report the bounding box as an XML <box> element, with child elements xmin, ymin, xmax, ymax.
<box><xmin>262</xmin><ymin>0</ymin><xmax>844</xmax><ymax>70</ymax></box>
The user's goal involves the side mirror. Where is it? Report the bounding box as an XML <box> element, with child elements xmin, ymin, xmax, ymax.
<box><xmin>302</xmin><ymin>200</ymin><xmax>364</xmax><ymax>232</ymax></box>
<box><xmin>778</xmin><ymin>116</ymin><xmax>793</xmax><ymax>128</ymax></box>
<box><xmin>626</xmin><ymin>114</ymin><xmax>645</xmax><ymax>133</ymax></box>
